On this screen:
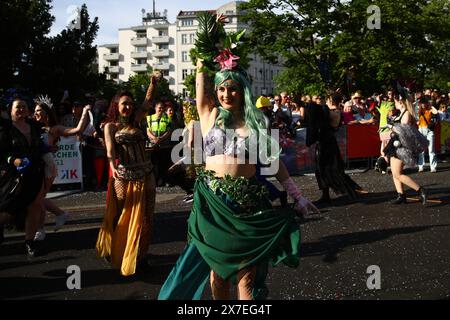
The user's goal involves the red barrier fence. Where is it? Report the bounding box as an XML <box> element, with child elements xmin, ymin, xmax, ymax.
<box><xmin>346</xmin><ymin>124</ymin><xmax>381</xmax><ymax>159</ymax></box>
<box><xmin>283</xmin><ymin>122</ymin><xmax>449</xmax><ymax>175</ymax></box>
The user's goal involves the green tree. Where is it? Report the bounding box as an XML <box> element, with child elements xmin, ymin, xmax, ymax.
<box><xmin>22</xmin><ymin>4</ymin><xmax>101</xmax><ymax>100</ymax></box>
<box><xmin>123</xmin><ymin>70</ymin><xmax>175</xmax><ymax>105</ymax></box>
<box><xmin>0</xmin><ymin>0</ymin><xmax>54</xmax><ymax>89</ymax></box>
<box><xmin>183</xmin><ymin>73</ymin><xmax>196</xmax><ymax>98</ymax></box>
<box><xmin>240</xmin><ymin>0</ymin><xmax>450</xmax><ymax>95</ymax></box>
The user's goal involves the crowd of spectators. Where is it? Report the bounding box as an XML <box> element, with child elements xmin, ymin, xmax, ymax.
<box><xmin>1</xmin><ymin>87</ymin><xmax>449</xmax><ymax>193</ymax></box>
<box><xmin>258</xmin><ymin>89</ymin><xmax>450</xmax><ymax>164</ymax></box>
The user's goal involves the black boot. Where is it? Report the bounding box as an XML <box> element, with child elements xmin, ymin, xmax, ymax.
<box><xmin>418</xmin><ymin>187</ymin><xmax>428</xmax><ymax>205</ymax></box>
<box><xmin>391</xmin><ymin>193</ymin><xmax>406</xmax><ymax>204</ymax></box>
<box><xmin>315</xmin><ymin>188</ymin><xmax>331</xmax><ymax>205</ymax></box>
<box><xmin>136</xmin><ymin>257</ymin><xmax>152</xmax><ymax>273</ymax></box>
<box><xmin>279</xmin><ymin>191</ymin><xmax>288</xmax><ymax>208</ymax></box>
<box><xmin>0</xmin><ymin>224</ymin><xmax>4</xmax><ymax>245</ymax></box>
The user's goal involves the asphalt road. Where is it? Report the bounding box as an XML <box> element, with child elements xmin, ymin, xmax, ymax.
<box><xmin>1</xmin><ymin>162</ymin><xmax>449</xmax><ymax>300</ymax></box>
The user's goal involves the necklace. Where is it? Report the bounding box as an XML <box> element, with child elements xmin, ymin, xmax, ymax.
<box><xmin>118</xmin><ymin>115</ymin><xmax>130</xmax><ymax>126</ymax></box>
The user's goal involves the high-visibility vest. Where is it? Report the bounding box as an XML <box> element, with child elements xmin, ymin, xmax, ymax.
<box><xmin>147</xmin><ymin>114</ymin><xmax>170</xmax><ymax>136</ymax></box>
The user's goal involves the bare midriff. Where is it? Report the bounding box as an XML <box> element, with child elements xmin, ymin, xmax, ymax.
<box><xmin>205</xmin><ymin>155</ymin><xmax>256</xmax><ymax>179</ymax></box>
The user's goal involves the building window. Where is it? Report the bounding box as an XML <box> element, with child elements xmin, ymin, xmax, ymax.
<box><xmin>181</xmin><ymin>34</ymin><xmax>188</xmax><ymax>44</ymax></box>
<box><xmin>189</xmin><ymin>33</ymin><xmax>195</xmax><ymax>44</ymax></box>
<box><xmin>182</xmin><ymin>19</ymin><xmax>194</xmax><ymax>26</ymax></box>
<box><xmin>182</xmin><ymin>51</ymin><xmax>189</xmax><ymax>62</ymax></box>
<box><xmin>182</xmin><ymin>69</ymin><xmax>189</xmax><ymax>80</ymax></box>
<box><xmin>110</xmin><ymin>48</ymin><xmax>118</xmax><ymax>53</ymax></box>
<box><xmin>182</xmin><ymin>88</ymin><xmax>188</xmax><ymax>98</ymax></box>
<box><xmin>136</xmin><ymin>31</ymin><xmax>146</xmax><ymax>38</ymax></box>
<box><xmin>159</xmin><ymin>30</ymin><xmax>168</xmax><ymax>36</ymax></box>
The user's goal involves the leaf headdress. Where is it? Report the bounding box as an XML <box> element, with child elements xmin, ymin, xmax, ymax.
<box><xmin>190</xmin><ymin>12</ymin><xmax>248</xmax><ymax>75</ymax></box>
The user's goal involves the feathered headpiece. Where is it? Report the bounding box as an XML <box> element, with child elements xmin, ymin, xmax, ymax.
<box><xmin>190</xmin><ymin>12</ymin><xmax>248</xmax><ymax>75</ymax></box>
<box><xmin>35</xmin><ymin>95</ymin><xmax>53</xmax><ymax>109</ymax></box>
<box><xmin>395</xmin><ymin>82</ymin><xmax>410</xmax><ymax>101</ymax></box>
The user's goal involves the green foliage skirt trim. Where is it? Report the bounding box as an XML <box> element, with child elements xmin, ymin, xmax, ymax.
<box><xmin>187</xmin><ymin>174</ymin><xmax>301</xmax><ymax>281</ymax></box>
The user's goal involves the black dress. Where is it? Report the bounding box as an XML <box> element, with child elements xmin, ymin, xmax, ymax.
<box><xmin>0</xmin><ymin>118</ymin><xmax>45</xmax><ymax>229</ymax></box>
<box><xmin>305</xmin><ymin>103</ymin><xmax>361</xmax><ymax>199</ymax></box>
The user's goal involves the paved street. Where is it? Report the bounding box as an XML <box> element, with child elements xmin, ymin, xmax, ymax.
<box><xmin>1</xmin><ymin>163</ymin><xmax>449</xmax><ymax>300</ymax></box>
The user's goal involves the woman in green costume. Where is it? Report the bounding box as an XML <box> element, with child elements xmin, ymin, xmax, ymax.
<box><xmin>158</xmin><ymin>13</ymin><xmax>319</xmax><ymax>300</ymax></box>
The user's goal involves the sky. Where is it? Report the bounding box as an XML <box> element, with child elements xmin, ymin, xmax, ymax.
<box><xmin>50</xmin><ymin>0</ymin><xmax>237</xmax><ymax>45</ymax></box>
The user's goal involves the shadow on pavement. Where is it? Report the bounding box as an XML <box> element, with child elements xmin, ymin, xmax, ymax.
<box><xmin>1</xmin><ymin>210</ymin><xmax>191</xmax><ymax>257</ymax></box>
<box><xmin>313</xmin><ymin>186</ymin><xmax>450</xmax><ymax>208</ymax></box>
<box><xmin>300</xmin><ymin>224</ymin><xmax>450</xmax><ymax>264</ymax></box>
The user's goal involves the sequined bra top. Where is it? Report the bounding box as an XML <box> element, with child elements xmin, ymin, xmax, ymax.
<box><xmin>114</xmin><ymin>130</ymin><xmax>152</xmax><ymax>180</ymax></box>
<box><xmin>203</xmin><ymin>124</ymin><xmax>250</xmax><ymax>159</ymax></box>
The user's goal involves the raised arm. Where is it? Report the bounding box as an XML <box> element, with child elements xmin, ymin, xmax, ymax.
<box><xmin>431</xmin><ymin>105</ymin><xmax>439</xmax><ymax>115</ymax></box>
<box><xmin>51</xmin><ymin>106</ymin><xmax>90</xmax><ymax>139</ymax></box>
<box><xmin>136</xmin><ymin>71</ymin><xmax>162</xmax><ymax>124</ymax></box>
<box><xmin>196</xmin><ymin>60</ymin><xmax>217</xmax><ymax>134</ymax></box>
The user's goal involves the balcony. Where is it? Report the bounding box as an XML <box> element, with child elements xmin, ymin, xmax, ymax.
<box><xmin>153</xmin><ymin>62</ymin><xmax>170</xmax><ymax>71</ymax></box>
<box><xmin>131</xmin><ymin>37</ymin><xmax>147</xmax><ymax>46</ymax></box>
<box><xmin>109</xmin><ymin>66</ymin><xmax>120</xmax><ymax>74</ymax></box>
<box><xmin>152</xmin><ymin>49</ymin><xmax>170</xmax><ymax>57</ymax></box>
<box><xmin>104</xmin><ymin>53</ymin><xmax>119</xmax><ymax>61</ymax></box>
<box><xmin>130</xmin><ymin>51</ymin><xmax>148</xmax><ymax>59</ymax></box>
<box><xmin>152</xmin><ymin>36</ymin><xmax>170</xmax><ymax>44</ymax></box>
<box><xmin>130</xmin><ymin>64</ymin><xmax>148</xmax><ymax>72</ymax></box>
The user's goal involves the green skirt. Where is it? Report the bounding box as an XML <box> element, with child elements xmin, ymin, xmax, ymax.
<box><xmin>158</xmin><ymin>172</ymin><xmax>301</xmax><ymax>300</ymax></box>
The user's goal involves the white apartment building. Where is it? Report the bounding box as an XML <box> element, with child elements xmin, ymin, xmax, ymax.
<box><xmin>98</xmin><ymin>1</ymin><xmax>283</xmax><ymax>97</ymax></box>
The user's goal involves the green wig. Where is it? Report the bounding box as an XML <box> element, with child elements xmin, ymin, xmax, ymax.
<box><xmin>214</xmin><ymin>69</ymin><xmax>280</xmax><ymax>162</ymax></box>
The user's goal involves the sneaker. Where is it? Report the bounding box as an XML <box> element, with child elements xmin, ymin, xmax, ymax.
<box><xmin>183</xmin><ymin>194</ymin><xmax>194</xmax><ymax>204</ymax></box>
<box><xmin>430</xmin><ymin>168</ymin><xmax>437</xmax><ymax>173</ymax></box>
<box><xmin>418</xmin><ymin>166</ymin><xmax>424</xmax><ymax>172</ymax></box>
<box><xmin>55</xmin><ymin>212</ymin><xmax>69</xmax><ymax>231</ymax></box>
<box><xmin>25</xmin><ymin>240</ymin><xmax>40</xmax><ymax>257</ymax></box>
<box><xmin>34</xmin><ymin>228</ymin><xmax>46</xmax><ymax>241</ymax></box>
